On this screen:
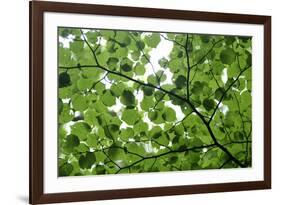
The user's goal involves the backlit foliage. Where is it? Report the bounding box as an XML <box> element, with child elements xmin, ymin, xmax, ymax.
<box><xmin>58</xmin><ymin>27</ymin><xmax>252</xmax><ymax>176</ymax></box>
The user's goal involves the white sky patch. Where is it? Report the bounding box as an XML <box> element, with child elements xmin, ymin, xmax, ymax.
<box><xmin>141</xmin><ymin>34</ymin><xmax>174</xmax><ymax>84</ymax></box>
<box><xmin>221</xmin><ymin>68</ymin><xmax>228</xmax><ymax>84</ymax></box>
<box><xmin>202</xmin><ymin>148</ymin><xmax>208</xmax><ymax>153</ymax></box>
<box><xmin>125</xmin><ymin>80</ymin><xmax>135</xmax><ymax>88</ymax></box>
<box><xmin>63</xmin><ymin>121</ymin><xmax>75</xmax><ymax>135</ymax></box>
<box><xmin>99</xmin><ymin>37</ymin><xmax>107</xmax><ymax>47</ymax></box>
<box><xmin>142</xmin><ymin>112</ymin><xmax>152</xmax><ymax>129</ymax></box>
<box><xmin>143</xmin><ymin>141</ymin><xmax>158</xmax><ymax>153</ymax></box>
<box><xmin>219</xmin><ymin>104</ymin><xmax>229</xmax><ymax>116</ymax></box>
<box><xmin>164</xmin><ymin>101</ymin><xmax>185</xmax><ymax>121</ymax></box>
<box><xmin>62</xmin><ymin>98</ymin><xmax>70</xmax><ymax>104</ymax></box>
<box><xmin>108</xmin><ymin>98</ymin><xmax>124</xmax><ymax>116</ymax></box>
<box><xmin>100</xmin><ymin>77</ymin><xmax>111</xmax><ymax>89</ymax></box>
<box><xmin>149</xmin><ymin>34</ymin><xmax>173</xmax><ymax>72</ymax></box>
<box><xmin>161</xmin><ymin>68</ymin><xmax>174</xmax><ymax>85</ymax></box>
<box><xmin>135</xmin><ymin>90</ymin><xmax>144</xmax><ymax>111</ymax></box>
<box><xmin>59</xmin><ymin>34</ymin><xmax>75</xmax><ymax>48</ymax></box>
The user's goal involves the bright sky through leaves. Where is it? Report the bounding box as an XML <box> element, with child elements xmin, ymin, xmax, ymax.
<box><xmin>58</xmin><ymin>27</ymin><xmax>252</xmax><ymax>177</ymax></box>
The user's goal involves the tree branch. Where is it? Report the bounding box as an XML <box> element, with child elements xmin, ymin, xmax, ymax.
<box><xmin>160</xmin><ymin>34</ymin><xmax>185</xmax><ymax>48</ymax></box>
<box><xmin>59</xmin><ymin>64</ymin><xmax>188</xmax><ymax>104</ymax></box>
<box><xmin>208</xmin><ymin>66</ymin><xmax>251</xmax><ymax>124</ymax></box>
<box><xmin>115</xmin><ymin>143</ymin><xmax>216</xmax><ymax>174</ymax></box>
<box><xmin>190</xmin><ymin>39</ymin><xmax>224</xmax><ymax>68</ymax></box>
<box><xmin>80</xmin><ymin>29</ymin><xmax>100</xmax><ymax>66</ymax></box>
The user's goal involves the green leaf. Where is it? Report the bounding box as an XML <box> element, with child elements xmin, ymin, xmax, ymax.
<box><xmin>65</xmin><ymin>134</ymin><xmax>80</xmax><ymax>151</ymax></box>
<box><xmin>58</xmin><ymin>99</ymin><xmax>63</xmax><ymax>114</ymax></box>
<box><xmin>106</xmin><ymin>57</ymin><xmax>119</xmax><ymax>70</ymax></box>
<box><xmin>200</xmin><ymin>35</ymin><xmax>210</xmax><ymax>43</ymax></box>
<box><xmin>142</xmin><ymin>87</ymin><xmax>154</xmax><ymax>96</ymax></box>
<box><xmin>140</xmin><ymin>96</ymin><xmax>154</xmax><ymax>111</ymax></box>
<box><xmin>120</xmin><ymin>128</ymin><xmax>134</xmax><ymax>141</ymax></box>
<box><xmin>121</xmin><ymin>109</ymin><xmax>140</xmax><ymax>125</ymax></box>
<box><xmin>136</xmin><ymin>41</ymin><xmax>145</xmax><ymax>50</ymax></box>
<box><xmin>59</xmin><ymin>163</ymin><xmax>73</xmax><ymax>176</ymax></box>
<box><xmin>120</xmin><ymin>58</ymin><xmax>133</xmax><ymax>72</ymax></box>
<box><xmin>79</xmin><ymin>152</ymin><xmax>96</xmax><ymax>169</ymax></box>
<box><xmin>162</xmin><ymin>107</ymin><xmax>176</xmax><ymax>122</ymax></box>
<box><xmin>59</xmin><ymin>103</ymin><xmax>73</xmax><ymax>124</ymax></box>
<box><xmin>158</xmin><ymin>57</ymin><xmax>169</xmax><ymax>69</ymax></box>
<box><xmin>120</xmin><ymin>90</ymin><xmax>135</xmax><ymax>106</ymax></box>
<box><xmin>220</xmin><ymin>48</ymin><xmax>236</xmax><ymax>65</ymax></box>
<box><xmin>108</xmin><ymin>146</ymin><xmax>126</xmax><ymax>161</ymax></box>
<box><xmin>191</xmin><ymin>81</ymin><xmax>204</xmax><ymax>95</ymax></box>
<box><xmin>86</xmin><ymin>134</ymin><xmax>98</xmax><ymax>148</ymax></box>
<box><xmin>175</xmin><ymin>75</ymin><xmax>187</xmax><ymax>89</ymax></box>
<box><xmin>116</xmin><ymin>31</ymin><xmax>131</xmax><ymax>46</ymax></box>
<box><xmin>134</xmin><ymin>121</ymin><xmax>148</xmax><ymax>134</ymax></box>
<box><xmin>71</xmin><ymin>122</ymin><xmax>91</xmax><ymax>140</ymax></box>
<box><xmin>101</xmin><ymin>90</ymin><xmax>116</xmax><ymax>106</ymax></box>
<box><xmin>72</xmin><ymin>94</ymin><xmax>88</xmax><ymax>111</ymax></box>
<box><xmin>134</xmin><ymin>63</ymin><xmax>146</xmax><ymax>75</ymax></box>
<box><xmin>59</xmin><ymin>72</ymin><xmax>71</xmax><ymax>88</ymax></box>
<box><xmin>86</xmin><ymin>31</ymin><xmax>99</xmax><ymax>44</ymax></box>
<box><xmin>84</xmin><ymin>109</ymin><xmax>98</xmax><ymax>125</ymax></box>
<box><xmin>77</xmin><ymin>78</ymin><xmax>93</xmax><ymax>91</ymax></box>
<box><xmin>144</xmin><ymin>33</ymin><xmax>161</xmax><ymax>48</ymax></box>
<box><xmin>214</xmin><ymin>88</ymin><xmax>225</xmax><ymax>100</ymax></box>
<box><xmin>203</xmin><ymin>99</ymin><xmax>215</xmax><ymax>111</ymax></box>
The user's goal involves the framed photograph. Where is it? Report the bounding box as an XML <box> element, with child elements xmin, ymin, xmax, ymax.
<box><xmin>30</xmin><ymin>1</ymin><xmax>271</xmax><ymax>204</ymax></box>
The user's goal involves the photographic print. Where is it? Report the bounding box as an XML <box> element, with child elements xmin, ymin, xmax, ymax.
<box><xmin>58</xmin><ymin>28</ymin><xmax>252</xmax><ymax>176</ymax></box>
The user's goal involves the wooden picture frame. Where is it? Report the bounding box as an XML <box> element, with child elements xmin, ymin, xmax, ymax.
<box><xmin>30</xmin><ymin>1</ymin><xmax>271</xmax><ymax>204</ymax></box>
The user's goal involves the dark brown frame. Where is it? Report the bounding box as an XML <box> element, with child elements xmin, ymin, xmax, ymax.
<box><xmin>30</xmin><ymin>1</ymin><xmax>271</xmax><ymax>204</ymax></box>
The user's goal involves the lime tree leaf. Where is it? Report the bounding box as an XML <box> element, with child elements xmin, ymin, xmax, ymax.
<box><xmin>144</xmin><ymin>33</ymin><xmax>161</xmax><ymax>48</ymax></box>
<box><xmin>77</xmin><ymin>77</ymin><xmax>93</xmax><ymax>91</ymax></box>
<box><xmin>116</xmin><ymin>31</ymin><xmax>131</xmax><ymax>46</ymax></box>
<box><xmin>72</xmin><ymin>94</ymin><xmax>88</xmax><ymax>111</ymax></box>
<box><xmin>140</xmin><ymin>96</ymin><xmax>154</xmax><ymax>111</ymax></box>
<box><xmin>59</xmin><ymin>163</ymin><xmax>74</xmax><ymax>176</ymax></box>
<box><xmin>134</xmin><ymin>63</ymin><xmax>146</xmax><ymax>75</ymax></box>
<box><xmin>220</xmin><ymin>48</ymin><xmax>236</xmax><ymax>65</ymax></box>
<box><xmin>59</xmin><ymin>72</ymin><xmax>71</xmax><ymax>88</ymax></box>
<box><xmin>175</xmin><ymin>75</ymin><xmax>186</xmax><ymax>88</ymax></box>
<box><xmin>120</xmin><ymin>90</ymin><xmax>135</xmax><ymax>106</ymax></box>
<box><xmin>64</xmin><ymin>134</ymin><xmax>80</xmax><ymax>152</ymax></box>
<box><xmin>203</xmin><ymin>99</ymin><xmax>215</xmax><ymax>111</ymax></box>
<box><xmin>134</xmin><ymin>121</ymin><xmax>148</xmax><ymax>134</ymax></box>
<box><xmin>101</xmin><ymin>90</ymin><xmax>116</xmax><ymax>106</ymax></box>
<box><xmin>106</xmin><ymin>57</ymin><xmax>119</xmax><ymax>70</ymax></box>
<box><xmin>58</xmin><ymin>99</ymin><xmax>63</xmax><ymax>114</ymax></box>
<box><xmin>71</xmin><ymin>122</ymin><xmax>91</xmax><ymax>140</ymax></box>
<box><xmin>108</xmin><ymin>146</ymin><xmax>127</xmax><ymax>161</ymax></box>
<box><xmin>121</xmin><ymin>109</ymin><xmax>140</xmax><ymax>125</ymax></box>
<box><xmin>120</xmin><ymin>128</ymin><xmax>134</xmax><ymax>141</ymax></box>
<box><xmin>120</xmin><ymin>58</ymin><xmax>133</xmax><ymax>72</ymax></box>
<box><xmin>79</xmin><ymin>152</ymin><xmax>96</xmax><ymax>169</ymax></box>
<box><xmin>59</xmin><ymin>103</ymin><xmax>73</xmax><ymax>124</ymax></box>
<box><xmin>214</xmin><ymin>88</ymin><xmax>225</xmax><ymax>100</ymax></box>
<box><xmin>162</xmin><ymin>107</ymin><xmax>176</xmax><ymax>122</ymax></box>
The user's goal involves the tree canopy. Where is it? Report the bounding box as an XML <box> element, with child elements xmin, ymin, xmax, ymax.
<box><xmin>58</xmin><ymin>27</ymin><xmax>252</xmax><ymax>176</ymax></box>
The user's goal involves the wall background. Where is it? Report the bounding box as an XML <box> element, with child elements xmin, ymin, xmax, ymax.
<box><xmin>0</xmin><ymin>0</ymin><xmax>278</xmax><ymax>204</ymax></box>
